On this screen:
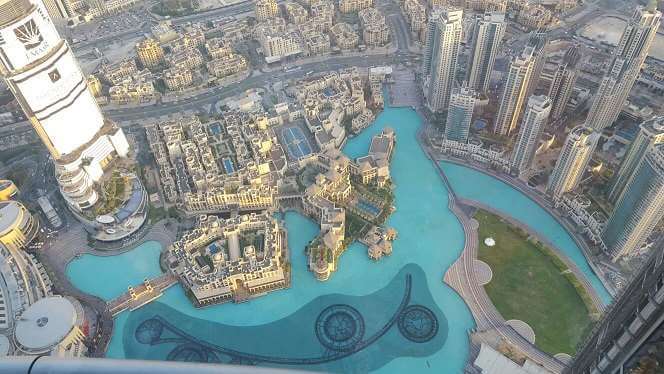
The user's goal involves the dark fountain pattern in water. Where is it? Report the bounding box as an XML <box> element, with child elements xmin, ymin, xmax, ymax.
<box><xmin>122</xmin><ymin>264</ymin><xmax>447</xmax><ymax>372</ymax></box>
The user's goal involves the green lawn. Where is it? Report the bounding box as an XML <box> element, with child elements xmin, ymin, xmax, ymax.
<box><xmin>475</xmin><ymin>209</ymin><xmax>593</xmax><ymax>355</ymax></box>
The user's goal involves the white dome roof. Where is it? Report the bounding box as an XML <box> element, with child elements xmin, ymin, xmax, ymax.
<box><xmin>14</xmin><ymin>297</ymin><xmax>78</xmax><ymax>353</ymax></box>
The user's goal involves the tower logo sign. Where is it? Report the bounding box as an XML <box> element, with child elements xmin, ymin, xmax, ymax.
<box><xmin>14</xmin><ymin>19</ymin><xmax>43</xmax><ymax>50</ymax></box>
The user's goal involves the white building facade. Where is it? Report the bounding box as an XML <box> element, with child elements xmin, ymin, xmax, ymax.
<box><xmin>0</xmin><ymin>0</ymin><xmax>130</xmax><ymax>211</ymax></box>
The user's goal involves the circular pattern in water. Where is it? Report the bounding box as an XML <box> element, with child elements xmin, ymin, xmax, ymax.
<box><xmin>398</xmin><ymin>305</ymin><xmax>438</xmax><ymax>343</ymax></box>
<box><xmin>315</xmin><ymin>304</ymin><xmax>365</xmax><ymax>351</ymax></box>
<box><xmin>135</xmin><ymin>318</ymin><xmax>164</xmax><ymax>345</ymax></box>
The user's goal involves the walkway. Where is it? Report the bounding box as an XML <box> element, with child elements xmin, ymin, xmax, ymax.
<box><xmin>107</xmin><ymin>273</ymin><xmax>178</xmax><ymax>316</ymax></box>
<box><xmin>36</xmin><ymin>218</ymin><xmax>177</xmax><ymax>356</ymax></box>
<box><xmin>414</xmin><ymin>118</ymin><xmax>567</xmax><ymax>372</ymax></box>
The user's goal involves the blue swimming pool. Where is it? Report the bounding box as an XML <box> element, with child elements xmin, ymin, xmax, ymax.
<box><xmin>67</xmin><ymin>104</ymin><xmax>610</xmax><ymax>372</ymax></box>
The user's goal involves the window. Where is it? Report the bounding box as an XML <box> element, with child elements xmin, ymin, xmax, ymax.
<box><xmin>48</xmin><ymin>69</ymin><xmax>61</xmax><ymax>82</ymax></box>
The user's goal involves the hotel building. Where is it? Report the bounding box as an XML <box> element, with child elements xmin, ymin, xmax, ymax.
<box><xmin>0</xmin><ymin>0</ymin><xmax>131</xmax><ymax>211</ymax></box>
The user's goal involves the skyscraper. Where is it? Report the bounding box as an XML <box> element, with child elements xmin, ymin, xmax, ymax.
<box><xmin>422</xmin><ymin>8</ymin><xmax>463</xmax><ymax>113</ymax></box>
<box><xmin>548</xmin><ymin>45</ymin><xmax>580</xmax><ymax>121</ymax></box>
<box><xmin>445</xmin><ymin>85</ymin><xmax>477</xmax><ymax>143</ymax></box>
<box><xmin>466</xmin><ymin>12</ymin><xmax>505</xmax><ymax>94</ymax></box>
<box><xmin>602</xmin><ymin>144</ymin><xmax>664</xmax><ymax>260</ymax></box>
<box><xmin>566</xmin><ymin>247</ymin><xmax>664</xmax><ymax>374</ymax></box>
<box><xmin>510</xmin><ymin>95</ymin><xmax>551</xmax><ymax>176</ymax></box>
<box><xmin>546</xmin><ymin>126</ymin><xmax>599</xmax><ymax>200</ymax></box>
<box><xmin>0</xmin><ymin>0</ymin><xmax>131</xmax><ymax>211</ymax></box>
<box><xmin>607</xmin><ymin>116</ymin><xmax>664</xmax><ymax>204</ymax></box>
<box><xmin>493</xmin><ymin>46</ymin><xmax>535</xmax><ymax>136</ymax></box>
<box><xmin>585</xmin><ymin>4</ymin><xmax>661</xmax><ymax>131</ymax></box>
<box><xmin>524</xmin><ymin>31</ymin><xmax>547</xmax><ymax>100</ymax></box>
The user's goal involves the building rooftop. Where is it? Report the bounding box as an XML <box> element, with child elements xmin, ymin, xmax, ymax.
<box><xmin>14</xmin><ymin>297</ymin><xmax>77</xmax><ymax>352</ymax></box>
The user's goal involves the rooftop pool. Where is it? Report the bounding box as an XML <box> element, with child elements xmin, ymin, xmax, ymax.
<box><xmin>66</xmin><ymin>105</ymin><xmax>610</xmax><ymax>372</ymax></box>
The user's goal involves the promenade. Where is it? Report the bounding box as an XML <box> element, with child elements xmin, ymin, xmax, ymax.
<box><xmin>36</xmin><ymin>218</ymin><xmax>176</xmax><ymax>356</ymax></box>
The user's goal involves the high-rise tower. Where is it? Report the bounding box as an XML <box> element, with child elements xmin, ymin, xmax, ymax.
<box><xmin>510</xmin><ymin>95</ymin><xmax>551</xmax><ymax>176</ymax></box>
<box><xmin>546</xmin><ymin>126</ymin><xmax>599</xmax><ymax>200</ymax></box>
<box><xmin>602</xmin><ymin>144</ymin><xmax>664</xmax><ymax>260</ymax></box>
<box><xmin>0</xmin><ymin>0</ymin><xmax>131</xmax><ymax>211</ymax></box>
<box><xmin>493</xmin><ymin>46</ymin><xmax>535</xmax><ymax>136</ymax></box>
<box><xmin>548</xmin><ymin>45</ymin><xmax>580</xmax><ymax>121</ymax></box>
<box><xmin>524</xmin><ymin>31</ymin><xmax>547</xmax><ymax>99</ymax></box>
<box><xmin>607</xmin><ymin>116</ymin><xmax>664</xmax><ymax>204</ymax></box>
<box><xmin>466</xmin><ymin>12</ymin><xmax>505</xmax><ymax>94</ymax></box>
<box><xmin>445</xmin><ymin>85</ymin><xmax>477</xmax><ymax>143</ymax></box>
<box><xmin>585</xmin><ymin>5</ymin><xmax>661</xmax><ymax>131</ymax></box>
<box><xmin>566</xmin><ymin>247</ymin><xmax>664</xmax><ymax>374</ymax></box>
<box><xmin>422</xmin><ymin>8</ymin><xmax>463</xmax><ymax>113</ymax></box>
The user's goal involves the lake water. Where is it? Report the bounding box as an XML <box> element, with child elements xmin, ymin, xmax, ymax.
<box><xmin>66</xmin><ymin>104</ymin><xmax>609</xmax><ymax>372</ymax></box>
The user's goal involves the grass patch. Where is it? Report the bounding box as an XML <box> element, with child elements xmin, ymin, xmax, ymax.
<box><xmin>475</xmin><ymin>209</ymin><xmax>593</xmax><ymax>355</ymax></box>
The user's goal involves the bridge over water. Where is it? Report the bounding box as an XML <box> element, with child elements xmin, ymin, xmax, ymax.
<box><xmin>107</xmin><ymin>273</ymin><xmax>178</xmax><ymax>317</ymax></box>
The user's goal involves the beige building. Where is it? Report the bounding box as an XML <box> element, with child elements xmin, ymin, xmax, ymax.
<box><xmin>303</xmin><ymin>30</ymin><xmax>331</xmax><ymax>56</ymax></box>
<box><xmin>207</xmin><ymin>54</ymin><xmax>249</xmax><ymax>78</ymax></box>
<box><xmin>168</xmin><ymin>48</ymin><xmax>204</xmax><ymax>71</ymax></box>
<box><xmin>330</xmin><ymin>23</ymin><xmax>360</xmax><ymax>49</ymax></box>
<box><xmin>339</xmin><ymin>0</ymin><xmax>373</xmax><ymax>13</ymax></box>
<box><xmin>284</xmin><ymin>2</ymin><xmax>308</xmax><ymax>24</ymax></box>
<box><xmin>402</xmin><ymin>0</ymin><xmax>427</xmax><ymax>41</ymax></box>
<box><xmin>168</xmin><ymin>213</ymin><xmax>288</xmax><ymax>306</ymax></box>
<box><xmin>163</xmin><ymin>68</ymin><xmax>193</xmax><ymax>91</ymax></box>
<box><xmin>359</xmin><ymin>8</ymin><xmax>389</xmax><ymax>46</ymax></box>
<box><xmin>87</xmin><ymin>75</ymin><xmax>103</xmax><ymax>97</ymax></box>
<box><xmin>255</xmin><ymin>0</ymin><xmax>279</xmax><ymax>21</ymax></box>
<box><xmin>205</xmin><ymin>38</ymin><xmax>233</xmax><ymax>59</ymax></box>
<box><xmin>109</xmin><ymin>79</ymin><xmax>155</xmax><ymax>105</ymax></box>
<box><xmin>99</xmin><ymin>58</ymin><xmax>138</xmax><ymax>85</ymax></box>
<box><xmin>136</xmin><ymin>38</ymin><xmax>165</xmax><ymax>68</ymax></box>
<box><xmin>517</xmin><ymin>4</ymin><xmax>552</xmax><ymax>30</ymax></box>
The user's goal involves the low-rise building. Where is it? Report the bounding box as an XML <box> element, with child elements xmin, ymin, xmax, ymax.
<box><xmin>168</xmin><ymin>48</ymin><xmax>204</xmax><ymax>71</ymax></box>
<box><xmin>339</xmin><ymin>0</ymin><xmax>373</xmax><ymax>13</ymax></box>
<box><xmin>255</xmin><ymin>0</ymin><xmax>279</xmax><ymax>22</ymax></box>
<box><xmin>168</xmin><ymin>213</ymin><xmax>288</xmax><ymax>306</ymax></box>
<box><xmin>517</xmin><ymin>4</ymin><xmax>552</xmax><ymax>30</ymax></box>
<box><xmin>207</xmin><ymin>54</ymin><xmax>248</xmax><ymax>79</ymax></box>
<box><xmin>402</xmin><ymin>0</ymin><xmax>427</xmax><ymax>41</ymax></box>
<box><xmin>283</xmin><ymin>2</ymin><xmax>308</xmax><ymax>24</ymax></box>
<box><xmin>99</xmin><ymin>58</ymin><xmax>138</xmax><ymax>85</ymax></box>
<box><xmin>109</xmin><ymin>77</ymin><xmax>155</xmax><ymax>105</ymax></box>
<box><xmin>330</xmin><ymin>23</ymin><xmax>360</xmax><ymax>50</ymax></box>
<box><xmin>358</xmin><ymin>8</ymin><xmax>389</xmax><ymax>46</ymax></box>
<box><xmin>302</xmin><ymin>30</ymin><xmax>331</xmax><ymax>56</ymax></box>
<box><xmin>163</xmin><ymin>68</ymin><xmax>194</xmax><ymax>91</ymax></box>
<box><xmin>205</xmin><ymin>38</ymin><xmax>233</xmax><ymax>59</ymax></box>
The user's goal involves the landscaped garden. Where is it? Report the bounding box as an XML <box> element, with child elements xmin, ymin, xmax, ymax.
<box><xmin>475</xmin><ymin>209</ymin><xmax>596</xmax><ymax>355</ymax></box>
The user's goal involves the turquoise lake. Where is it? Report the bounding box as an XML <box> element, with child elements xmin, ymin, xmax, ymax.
<box><xmin>66</xmin><ymin>105</ymin><xmax>610</xmax><ymax>372</ymax></box>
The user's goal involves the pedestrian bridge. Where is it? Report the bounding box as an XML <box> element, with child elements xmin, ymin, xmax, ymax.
<box><xmin>107</xmin><ymin>273</ymin><xmax>178</xmax><ymax>317</ymax></box>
